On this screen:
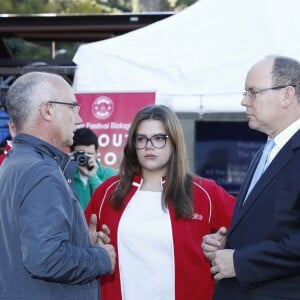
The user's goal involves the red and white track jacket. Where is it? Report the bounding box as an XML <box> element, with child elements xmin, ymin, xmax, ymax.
<box><xmin>85</xmin><ymin>174</ymin><xmax>235</xmax><ymax>300</ymax></box>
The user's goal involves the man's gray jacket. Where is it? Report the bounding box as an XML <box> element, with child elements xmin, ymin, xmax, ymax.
<box><xmin>0</xmin><ymin>133</ymin><xmax>111</xmax><ymax>299</ymax></box>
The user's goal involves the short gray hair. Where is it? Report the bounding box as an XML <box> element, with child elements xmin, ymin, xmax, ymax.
<box><xmin>271</xmin><ymin>56</ymin><xmax>300</xmax><ymax>102</ymax></box>
<box><xmin>6</xmin><ymin>72</ymin><xmax>63</xmax><ymax>130</ymax></box>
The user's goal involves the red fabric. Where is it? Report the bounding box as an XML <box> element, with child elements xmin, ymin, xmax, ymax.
<box><xmin>85</xmin><ymin>175</ymin><xmax>235</xmax><ymax>300</ymax></box>
<box><xmin>0</xmin><ymin>143</ymin><xmax>11</xmax><ymax>165</ymax></box>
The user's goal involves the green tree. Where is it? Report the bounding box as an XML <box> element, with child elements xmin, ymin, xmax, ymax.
<box><xmin>6</xmin><ymin>0</ymin><xmax>50</xmax><ymax>13</ymax></box>
<box><xmin>174</xmin><ymin>0</ymin><xmax>198</xmax><ymax>9</ymax></box>
<box><xmin>0</xmin><ymin>0</ymin><xmax>105</xmax><ymax>13</ymax></box>
<box><xmin>1</xmin><ymin>0</ymin><xmax>198</xmax><ymax>64</ymax></box>
<box><xmin>0</xmin><ymin>0</ymin><xmax>13</xmax><ymax>12</ymax></box>
<box><xmin>97</xmin><ymin>0</ymin><xmax>132</xmax><ymax>12</ymax></box>
<box><xmin>0</xmin><ymin>0</ymin><xmax>198</xmax><ymax>14</ymax></box>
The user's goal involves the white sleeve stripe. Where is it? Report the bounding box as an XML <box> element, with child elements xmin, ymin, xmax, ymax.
<box><xmin>192</xmin><ymin>181</ymin><xmax>212</xmax><ymax>223</ymax></box>
<box><xmin>98</xmin><ymin>180</ymin><xmax>120</xmax><ymax>220</ymax></box>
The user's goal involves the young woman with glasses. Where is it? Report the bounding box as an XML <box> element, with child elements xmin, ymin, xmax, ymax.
<box><xmin>85</xmin><ymin>104</ymin><xmax>235</xmax><ymax>300</ymax></box>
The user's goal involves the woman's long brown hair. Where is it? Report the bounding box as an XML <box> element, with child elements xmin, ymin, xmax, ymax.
<box><xmin>110</xmin><ymin>104</ymin><xmax>193</xmax><ymax>218</ymax></box>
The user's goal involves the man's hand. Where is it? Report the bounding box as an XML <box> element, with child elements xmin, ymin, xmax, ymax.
<box><xmin>98</xmin><ymin>224</ymin><xmax>111</xmax><ymax>244</ymax></box>
<box><xmin>88</xmin><ymin>214</ymin><xmax>111</xmax><ymax>245</ymax></box>
<box><xmin>78</xmin><ymin>153</ymin><xmax>98</xmax><ymax>177</ymax></box>
<box><xmin>210</xmin><ymin>249</ymin><xmax>236</xmax><ymax>280</ymax></box>
<box><xmin>202</xmin><ymin>226</ymin><xmax>227</xmax><ymax>260</ymax></box>
<box><xmin>100</xmin><ymin>244</ymin><xmax>116</xmax><ymax>274</ymax></box>
<box><xmin>88</xmin><ymin>214</ymin><xmax>116</xmax><ymax>274</ymax></box>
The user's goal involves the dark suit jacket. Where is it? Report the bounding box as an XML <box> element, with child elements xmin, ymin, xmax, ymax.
<box><xmin>214</xmin><ymin>129</ymin><xmax>300</xmax><ymax>300</ymax></box>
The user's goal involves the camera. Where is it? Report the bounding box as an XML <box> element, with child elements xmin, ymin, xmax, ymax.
<box><xmin>73</xmin><ymin>150</ymin><xmax>89</xmax><ymax>167</ymax></box>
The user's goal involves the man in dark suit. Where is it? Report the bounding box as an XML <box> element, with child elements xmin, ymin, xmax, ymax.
<box><xmin>202</xmin><ymin>55</ymin><xmax>300</xmax><ymax>300</ymax></box>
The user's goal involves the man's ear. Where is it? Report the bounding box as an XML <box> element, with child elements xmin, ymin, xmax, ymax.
<box><xmin>39</xmin><ymin>102</ymin><xmax>54</xmax><ymax>121</ymax></box>
<box><xmin>8</xmin><ymin>119</ymin><xmax>16</xmax><ymax>138</ymax></box>
<box><xmin>282</xmin><ymin>85</ymin><xmax>296</xmax><ymax>108</ymax></box>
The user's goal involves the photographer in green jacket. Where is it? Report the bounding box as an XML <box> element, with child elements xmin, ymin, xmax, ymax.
<box><xmin>70</xmin><ymin>127</ymin><xmax>117</xmax><ymax>210</ymax></box>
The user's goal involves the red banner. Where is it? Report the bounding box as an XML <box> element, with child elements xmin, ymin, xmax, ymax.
<box><xmin>75</xmin><ymin>92</ymin><xmax>155</xmax><ymax>170</ymax></box>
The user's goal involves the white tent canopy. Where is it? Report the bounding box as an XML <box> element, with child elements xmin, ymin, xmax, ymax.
<box><xmin>73</xmin><ymin>0</ymin><xmax>300</xmax><ymax>114</ymax></box>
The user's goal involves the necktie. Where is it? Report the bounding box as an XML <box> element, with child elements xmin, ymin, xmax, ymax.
<box><xmin>244</xmin><ymin>139</ymin><xmax>275</xmax><ymax>202</ymax></box>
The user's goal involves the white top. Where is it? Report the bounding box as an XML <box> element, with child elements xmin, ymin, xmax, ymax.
<box><xmin>78</xmin><ymin>172</ymin><xmax>88</xmax><ymax>186</ymax></box>
<box><xmin>118</xmin><ymin>190</ymin><xmax>175</xmax><ymax>300</ymax></box>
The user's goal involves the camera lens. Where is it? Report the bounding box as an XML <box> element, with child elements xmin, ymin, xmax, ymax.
<box><xmin>73</xmin><ymin>151</ymin><xmax>89</xmax><ymax>167</ymax></box>
<box><xmin>78</xmin><ymin>155</ymin><xmax>88</xmax><ymax>166</ymax></box>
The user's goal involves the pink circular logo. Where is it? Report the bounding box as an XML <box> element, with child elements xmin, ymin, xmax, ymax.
<box><xmin>92</xmin><ymin>96</ymin><xmax>114</xmax><ymax>120</ymax></box>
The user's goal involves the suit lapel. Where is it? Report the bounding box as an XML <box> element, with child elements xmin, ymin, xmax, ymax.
<box><xmin>234</xmin><ymin>148</ymin><xmax>263</xmax><ymax>211</ymax></box>
<box><xmin>228</xmin><ymin>131</ymin><xmax>300</xmax><ymax>235</ymax></box>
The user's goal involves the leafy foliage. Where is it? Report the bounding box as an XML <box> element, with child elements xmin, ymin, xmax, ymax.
<box><xmin>0</xmin><ymin>0</ymin><xmax>198</xmax><ymax>13</ymax></box>
<box><xmin>0</xmin><ymin>0</ymin><xmax>198</xmax><ymax>75</ymax></box>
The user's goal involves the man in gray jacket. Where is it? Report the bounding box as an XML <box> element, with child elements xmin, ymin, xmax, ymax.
<box><xmin>0</xmin><ymin>72</ymin><xmax>116</xmax><ymax>299</ymax></box>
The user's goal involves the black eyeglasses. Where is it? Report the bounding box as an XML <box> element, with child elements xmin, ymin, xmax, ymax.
<box><xmin>242</xmin><ymin>84</ymin><xmax>296</xmax><ymax>99</ymax></box>
<box><xmin>133</xmin><ymin>134</ymin><xmax>169</xmax><ymax>149</ymax></box>
<box><xmin>48</xmin><ymin>101</ymin><xmax>81</xmax><ymax>113</ymax></box>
